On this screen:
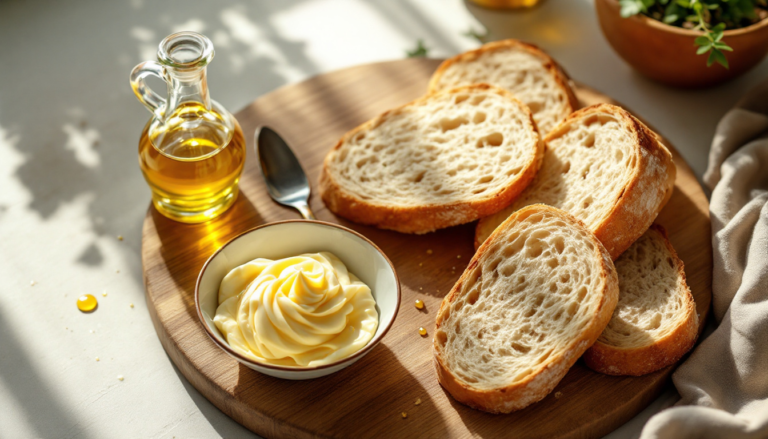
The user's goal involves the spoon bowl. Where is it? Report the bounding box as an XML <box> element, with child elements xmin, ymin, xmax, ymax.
<box><xmin>255</xmin><ymin>126</ymin><xmax>316</xmax><ymax>219</ymax></box>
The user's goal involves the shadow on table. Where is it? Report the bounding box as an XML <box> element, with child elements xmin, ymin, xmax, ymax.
<box><xmin>1</xmin><ymin>0</ymin><xmax>324</xmax><ymax>306</ymax></box>
<box><xmin>169</xmin><ymin>356</ymin><xmax>259</xmax><ymax>439</ymax></box>
<box><xmin>0</xmin><ymin>304</ymin><xmax>91</xmax><ymax>439</ymax></box>
<box><xmin>231</xmin><ymin>344</ymin><xmax>449</xmax><ymax>438</ymax></box>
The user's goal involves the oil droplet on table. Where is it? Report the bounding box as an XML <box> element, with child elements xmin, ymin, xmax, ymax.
<box><xmin>77</xmin><ymin>294</ymin><xmax>98</xmax><ymax>313</ymax></box>
<box><xmin>414</xmin><ymin>299</ymin><xmax>424</xmax><ymax>310</ymax></box>
<box><xmin>418</xmin><ymin>327</ymin><xmax>427</xmax><ymax>336</ymax></box>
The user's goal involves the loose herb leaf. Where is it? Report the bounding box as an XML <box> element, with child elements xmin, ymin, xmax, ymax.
<box><xmin>406</xmin><ymin>40</ymin><xmax>429</xmax><ymax>58</ymax></box>
<box><xmin>463</xmin><ymin>27</ymin><xmax>490</xmax><ymax>44</ymax></box>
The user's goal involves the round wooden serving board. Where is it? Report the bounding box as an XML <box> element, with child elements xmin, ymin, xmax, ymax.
<box><xmin>142</xmin><ymin>59</ymin><xmax>712</xmax><ymax>439</ymax></box>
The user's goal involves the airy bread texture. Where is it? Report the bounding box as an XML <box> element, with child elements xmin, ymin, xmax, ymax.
<box><xmin>475</xmin><ymin>104</ymin><xmax>676</xmax><ymax>260</ymax></box>
<box><xmin>320</xmin><ymin>84</ymin><xmax>544</xmax><ymax>234</ymax></box>
<box><xmin>428</xmin><ymin>39</ymin><xmax>579</xmax><ymax>135</ymax></box>
<box><xmin>433</xmin><ymin>205</ymin><xmax>618</xmax><ymax>413</ymax></box>
<box><xmin>584</xmin><ymin>225</ymin><xmax>698</xmax><ymax>376</ymax></box>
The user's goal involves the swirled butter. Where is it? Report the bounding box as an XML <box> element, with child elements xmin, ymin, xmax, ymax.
<box><xmin>213</xmin><ymin>252</ymin><xmax>378</xmax><ymax>367</ymax></box>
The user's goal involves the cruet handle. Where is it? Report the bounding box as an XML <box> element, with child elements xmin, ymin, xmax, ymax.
<box><xmin>130</xmin><ymin>61</ymin><xmax>168</xmax><ymax>118</ymax></box>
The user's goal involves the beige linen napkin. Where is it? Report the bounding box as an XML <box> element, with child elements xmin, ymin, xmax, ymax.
<box><xmin>640</xmin><ymin>80</ymin><xmax>768</xmax><ymax>439</ymax></box>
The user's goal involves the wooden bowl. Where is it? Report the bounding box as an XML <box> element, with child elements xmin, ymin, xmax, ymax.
<box><xmin>195</xmin><ymin>220</ymin><xmax>401</xmax><ymax>380</ymax></box>
<box><xmin>595</xmin><ymin>0</ymin><xmax>768</xmax><ymax>87</ymax></box>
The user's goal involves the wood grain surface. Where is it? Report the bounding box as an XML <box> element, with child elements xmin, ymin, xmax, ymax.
<box><xmin>141</xmin><ymin>58</ymin><xmax>712</xmax><ymax>439</ymax></box>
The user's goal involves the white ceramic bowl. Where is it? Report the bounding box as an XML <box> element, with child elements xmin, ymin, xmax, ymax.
<box><xmin>195</xmin><ymin>220</ymin><xmax>401</xmax><ymax>380</ymax></box>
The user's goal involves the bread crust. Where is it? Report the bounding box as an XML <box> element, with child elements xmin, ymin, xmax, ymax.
<box><xmin>319</xmin><ymin>84</ymin><xmax>545</xmax><ymax>234</ymax></box>
<box><xmin>474</xmin><ymin>104</ymin><xmax>676</xmax><ymax>260</ymax></box>
<box><xmin>433</xmin><ymin>205</ymin><xmax>619</xmax><ymax>413</ymax></box>
<box><xmin>584</xmin><ymin>105</ymin><xmax>676</xmax><ymax>260</ymax></box>
<box><xmin>583</xmin><ymin>225</ymin><xmax>699</xmax><ymax>376</ymax></box>
<box><xmin>427</xmin><ymin>39</ymin><xmax>580</xmax><ymax>132</ymax></box>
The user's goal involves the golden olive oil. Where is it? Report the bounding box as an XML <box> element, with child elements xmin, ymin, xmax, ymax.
<box><xmin>138</xmin><ymin>102</ymin><xmax>246</xmax><ymax>223</ymax></box>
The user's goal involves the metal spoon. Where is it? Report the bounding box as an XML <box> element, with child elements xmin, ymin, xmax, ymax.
<box><xmin>255</xmin><ymin>126</ymin><xmax>316</xmax><ymax>220</ymax></box>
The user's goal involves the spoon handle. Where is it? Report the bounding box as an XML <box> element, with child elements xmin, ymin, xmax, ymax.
<box><xmin>293</xmin><ymin>201</ymin><xmax>316</xmax><ymax>220</ymax></box>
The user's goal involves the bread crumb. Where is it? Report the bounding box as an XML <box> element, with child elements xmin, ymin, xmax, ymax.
<box><xmin>117</xmin><ymin>235</ymin><xmax>123</xmax><ymax>241</ymax></box>
<box><xmin>555</xmin><ymin>391</ymin><xmax>563</xmax><ymax>399</ymax></box>
<box><xmin>415</xmin><ymin>398</ymin><xmax>422</xmax><ymax>405</ymax></box>
<box><xmin>129</xmin><ymin>303</ymin><xmax>134</xmax><ymax>308</ymax></box>
<box><xmin>116</xmin><ymin>270</ymin><xmax>120</xmax><ymax>273</ymax></box>
<box><xmin>419</xmin><ymin>263</ymin><xmax>423</xmax><ymax>267</ymax></box>
<box><xmin>457</xmin><ymin>255</ymin><xmax>461</xmax><ymax>259</ymax></box>
<box><xmin>401</xmin><ymin>412</ymin><xmax>407</xmax><ymax>419</ymax></box>
<box><xmin>117</xmin><ymin>375</ymin><xmax>124</xmax><ymax>381</ymax></box>
<box><xmin>102</xmin><ymin>292</ymin><xmax>107</xmax><ymax>297</ymax></box>
<box><xmin>426</xmin><ymin>249</ymin><xmax>433</xmax><ymax>255</ymax></box>
<box><xmin>30</xmin><ymin>280</ymin><xmax>36</xmax><ymax>286</ymax></box>
<box><xmin>95</xmin><ymin>357</ymin><xmax>100</xmax><ymax>362</ymax></box>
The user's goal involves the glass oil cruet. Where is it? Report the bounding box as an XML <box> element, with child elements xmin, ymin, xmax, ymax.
<box><xmin>130</xmin><ymin>31</ymin><xmax>245</xmax><ymax>224</ymax></box>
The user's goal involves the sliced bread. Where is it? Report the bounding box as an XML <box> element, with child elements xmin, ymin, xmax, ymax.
<box><xmin>428</xmin><ymin>39</ymin><xmax>579</xmax><ymax>135</ymax></box>
<box><xmin>433</xmin><ymin>205</ymin><xmax>618</xmax><ymax>413</ymax></box>
<box><xmin>475</xmin><ymin>104</ymin><xmax>676</xmax><ymax>260</ymax></box>
<box><xmin>583</xmin><ymin>225</ymin><xmax>698</xmax><ymax>376</ymax></box>
<box><xmin>319</xmin><ymin>84</ymin><xmax>544</xmax><ymax>234</ymax></box>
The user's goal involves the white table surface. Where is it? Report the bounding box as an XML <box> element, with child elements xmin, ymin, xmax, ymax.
<box><xmin>0</xmin><ymin>0</ymin><xmax>761</xmax><ymax>437</ymax></box>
